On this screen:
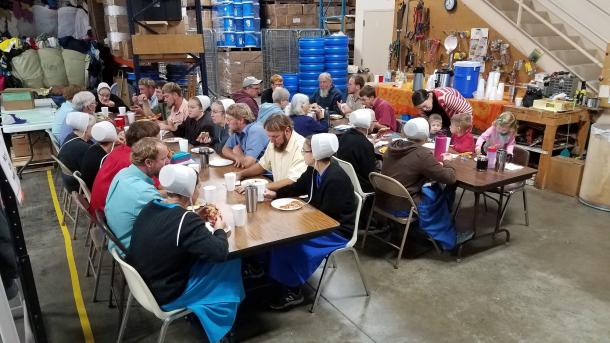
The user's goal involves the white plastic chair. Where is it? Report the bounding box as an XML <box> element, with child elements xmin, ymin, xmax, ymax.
<box><xmin>332</xmin><ymin>156</ymin><xmax>375</xmax><ymax>232</ymax></box>
<box><xmin>72</xmin><ymin>171</ymin><xmax>93</xmax><ymax>241</ymax></box>
<box><xmin>310</xmin><ymin>191</ymin><xmax>370</xmax><ymax>313</ymax></box>
<box><xmin>110</xmin><ymin>249</ymin><xmax>192</xmax><ymax>343</ymax></box>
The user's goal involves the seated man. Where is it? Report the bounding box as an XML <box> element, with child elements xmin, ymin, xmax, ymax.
<box><xmin>131</xmin><ymin>78</ymin><xmax>158</xmax><ymax>115</ymax></box>
<box><xmin>129</xmin><ymin>164</ymin><xmax>243</xmax><ymax>343</ymax></box>
<box><xmin>52</xmin><ymin>84</ymin><xmax>84</xmax><ymax>144</ymax></box>
<box><xmin>381</xmin><ymin>118</ymin><xmax>464</xmax><ymax>248</ymax></box>
<box><xmin>232</xmin><ymin>76</ymin><xmax>261</xmax><ymax>118</ymax></box>
<box><xmin>338</xmin><ymin>75</ymin><xmax>365</xmax><ymax>116</ymax></box>
<box><xmin>260</xmin><ymin>74</ymin><xmax>284</xmax><ymax>104</ymax></box>
<box><xmin>236</xmin><ymin>114</ymin><xmax>307</xmax><ymax>192</ymax></box>
<box><xmin>58</xmin><ymin>111</ymin><xmax>95</xmax><ymax>193</ymax></box>
<box><xmin>105</xmin><ymin>137</ymin><xmax>169</xmax><ymax>252</ymax></box>
<box><xmin>309</xmin><ymin>72</ymin><xmax>343</xmax><ymax>115</ymax></box>
<box><xmin>360</xmin><ymin>85</ymin><xmax>397</xmax><ymax>132</ymax></box>
<box><xmin>336</xmin><ymin>109</ymin><xmax>377</xmax><ymax>193</ymax></box>
<box><xmin>221</xmin><ymin>103</ymin><xmax>269</xmax><ymax>169</ymax></box>
<box><xmin>89</xmin><ymin>121</ymin><xmax>160</xmax><ymax>215</ymax></box>
<box><xmin>159</xmin><ymin>82</ymin><xmax>189</xmax><ymax>132</ymax></box>
<box><xmin>264</xmin><ymin>134</ymin><xmax>356</xmax><ymax>309</ymax></box>
<box><xmin>257</xmin><ymin>87</ymin><xmax>289</xmax><ymax>124</ymax></box>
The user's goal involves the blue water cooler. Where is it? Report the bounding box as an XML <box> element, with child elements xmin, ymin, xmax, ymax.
<box><xmin>453</xmin><ymin>61</ymin><xmax>481</xmax><ymax>98</ymax></box>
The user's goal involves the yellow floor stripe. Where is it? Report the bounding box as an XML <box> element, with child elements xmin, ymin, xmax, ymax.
<box><xmin>46</xmin><ymin>170</ymin><xmax>95</xmax><ymax>343</ymax></box>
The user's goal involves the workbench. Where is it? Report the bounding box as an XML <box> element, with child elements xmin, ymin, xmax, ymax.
<box><xmin>503</xmin><ymin>105</ymin><xmax>590</xmax><ymax>189</ymax></box>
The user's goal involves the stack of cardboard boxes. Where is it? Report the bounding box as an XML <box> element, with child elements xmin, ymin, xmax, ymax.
<box><xmin>263</xmin><ymin>4</ymin><xmax>318</xmax><ymax>29</ymax></box>
<box><xmin>218</xmin><ymin>51</ymin><xmax>264</xmax><ymax>96</ymax></box>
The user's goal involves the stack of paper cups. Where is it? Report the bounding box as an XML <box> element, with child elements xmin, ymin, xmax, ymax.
<box><xmin>496</xmin><ymin>82</ymin><xmax>505</xmax><ymax>101</ymax></box>
<box><xmin>475</xmin><ymin>78</ymin><xmax>485</xmax><ymax>100</ymax></box>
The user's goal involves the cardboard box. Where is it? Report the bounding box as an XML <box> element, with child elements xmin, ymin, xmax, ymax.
<box><xmin>218</xmin><ymin>51</ymin><xmax>263</xmax><ymax>95</ymax></box>
<box><xmin>187</xmin><ymin>10</ymin><xmax>213</xmax><ymax>29</ymax></box>
<box><xmin>2</xmin><ymin>89</ymin><xmax>35</xmax><ymax>111</ymax></box>
<box><xmin>10</xmin><ymin>132</ymin><xmax>52</xmax><ymax>160</ymax></box>
<box><xmin>105</xmin><ymin>15</ymin><xmax>129</xmax><ymax>33</ymax></box>
<box><xmin>136</xmin><ymin>19</ymin><xmax>188</xmax><ymax>35</ymax></box>
<box><xmin>132</xmin><ymin>34</ymin><xmax>204</xmax><ymax>54</ymax></box>
<box><xmin>263</xmin><ymin>4</ymin><xmax>318</xmax><ymax>28</ymax></box>
<box><xmin>546</xmin><ymin>156</ymin><xmax>585</xmax><ymax>196</ymax></box>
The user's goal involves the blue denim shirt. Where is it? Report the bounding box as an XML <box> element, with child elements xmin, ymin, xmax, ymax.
<box><xmin>225</xmin><ymin>122</ymin><xmax>269</xmax><ymax>159</ymax></box>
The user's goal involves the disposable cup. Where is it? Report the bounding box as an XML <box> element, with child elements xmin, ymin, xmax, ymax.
<box><xmin>203</xmin><ymin>185</ymin><xmax>216</xmax><ymax>203</ymax></box>
<box><xmin>232</xmin><ymin>204</ymin><xmax>246</xmax><ymax>227</ymax></box>
<box><xmin>178</xmin><ymin>138</ymin><xmax>189</xmax><ymax>152</ymax></box>
<box><xmin>126</xmin><ymin>111</ymin><xmax>135</xmax><ymax>124</ymax></box>
<box><xmin>515</xmin><ymin>97</ymin><xmax>523</xmax><ymax>107</ymax></box>
<box><xmin>101</xmin><ymin>107</ymin><xmax>109</xmax><ymax>115</ymax></box>
<box><xmin>119</xmin><ymin>106</ymin><xmax>126</xmax><ymax>115</ymax></box>
<box><xmin>224</xmin><ymin>172</ymin><xmax>236</xmax><ymax>191</ymax></box>
<box><xmin>254</xmin><ymin>181</ymin><xmax>266</xmax><ymax>202</ymax></box>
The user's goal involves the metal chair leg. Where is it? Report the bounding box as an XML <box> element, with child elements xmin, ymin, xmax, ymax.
<box><xmin>92</xmin><ymin>248</ymin><xmax>106</xmax><ymax>302</ymax></box>
<box><xmin>499</xmin><ymin>193</ymin><xmax>514</xmax><ymax>226</ymax></box>
<box><xmin>360</xmin><ymin>198</ymin><xmax>376</xmax><ymax>249</ymax></box>
<box><xmin>483</xmin><ymin>196</ymin><xmax>488</xmax><ymax>212</ymax></box>
<box><xmin>116</xmin><ymin>292</ymin><xmax>133</xmax><ymax>343</ymax></box>
<box><xmin>309</xmin><ymin>257</ymin><xmax>331</xmax><ymax>313</ymax></box>
<box><xmin>71</xmin><ymin>201</ymin><xmax>80</xmax><ymax>239</ymax></box>
<box><xmin>394</xmin><ymin>219</ymin><xmax>412</xmax><ymax>269</ymax></box>
<box><xmin>158</xmin><ymin>317</ymin><xmax>175</xmax><ymax>343</ymax></box>
<box><xmin>350</xmin><ymin>248</ymin><xmax>369</xmax><ymax>296</ymax></box>
<box><xmin>85</xmin><ymin>242</ymin><xmax>94</xmax><ymax>277</ymax></box>
<box><xmin>522</xmin><ymin>189</ymin><xmax>529</xmax><ymax>226</ymax></box>
<box><xmin>453</xmin><ymin>189</ymin><xmax>466</xmax><ymax>220</ymax></box>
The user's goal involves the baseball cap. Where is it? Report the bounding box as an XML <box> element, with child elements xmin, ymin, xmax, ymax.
<box><xmin>243</xmin><ymin>76</ymin><xmax>262</xmax><ymax>88</ymax></box>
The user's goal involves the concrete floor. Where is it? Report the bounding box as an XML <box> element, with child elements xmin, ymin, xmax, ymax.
<box><xmin>11</xmin><ymin>169</ymin><xmax>610</xmax><ymax>342</ymax></box>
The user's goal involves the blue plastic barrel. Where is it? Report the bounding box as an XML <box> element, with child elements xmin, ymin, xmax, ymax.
<box><xmin>299</xmin><ymin>56</ymin><xmax>324</xmax><ymax>64</ymax></box>
<box><xmin>233</xmin><ymin>4</ymin><xmax>243</xmax><ymax>17</ymax></box>
<box><xmin>243</xmin><ymin>17</ymin><xmax>260</xmax><ymax>31</ymax></box>
<box><xmin>234</xmin><ymin>18</ymin><xmax>244</xmax><ymax>31</ymax></box>
<box><xmin>325</xmin><ymin>35</ymin><xmax>349</xmax><ymax>47</ymax></box>
<box><xmin>219</xmin><ymin>32</ymin><xmax>236</xmax><ymax>47</ymax></box>
<box><xmin>453</xmin><ymin>61</ymin><xmax>481</xmax><ymax>99</ymax></box>
<box><xmin>300</xmin><ymin>48</ymin><xmax>324</xmax><ymax>56</ymax></box>
<box><xmin>282</xmin><ymin>73</ymin><xmax>299</xmax><ymax>87</ymax></box>
<box><xmin>299</xmin><ymin>38</ymin><xmax>325</xmax><ymax>49</ymax></box>
<box><xmin>299</xmin><ymin>64</ymin><xmax>325</xmax><ymax>72</ymax></box>
<box><xmin>299</xmin><ymin>79</ymin><xmax>319</xmax><ymax>87</ymax></box>
<box><xmin>219</xmin><ymin>17</ymin><xmax>235</xmax><ymax>31</ymax></box>
<box><xmin>242</xmin><ymin>1</ymin><xmax>260</xmax><ymax>17</ymax></box>
<box><xmin>214</xmin><ymin>3</ymin><xmax>234</xmax><ymax>17</ymax></box>
<box><xmin>327</xmin><ymin>69</ymin><xmax>348</xmax><ymax>78</ymax></box>
<box><xmin>299</xmin><ymin>71</ymin><xmax>321</xmax><ymax>80</ymax></box>
<box><xmin>299</xmin><ymin>87</ymin><xmax>317</xmax><ymax>96</ymax></box>
<box><xmin>325</xmin><ymin>46</ymin><xmax>348</xmax><ymax>55</ymax></box>
<box><xmin>325</xmin><ymin>54</ymin><xmax>348</xmax><ymax>62</ymax></box>
<box><xmin>244</xmin><ymin>32</ymin><xmax>260</xmax><ymax>47</ymax></box>
<box><xmin>325</xmin><ymin>61</ymin><xmax>348</xmax><ymax>70</ymax></box>
<box><xmin>235</xmin><ymin>32</ymin><xmax>244</xmax><ymax>47</ymax></box>
<box><xmin>233</xmin><ymin>0</ymin><xmax>242</xmax><ymax>4</ymax></box>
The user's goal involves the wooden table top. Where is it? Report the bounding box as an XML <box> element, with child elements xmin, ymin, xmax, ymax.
<box><xmin>449</xmin><ymin>157</ymin><xmax>538</xmax><ymax>192</ymax></box>
<box><xmin>196</xmin><ymin>164</ymin><xmax>340</xmax><ymax>257</ymax></box>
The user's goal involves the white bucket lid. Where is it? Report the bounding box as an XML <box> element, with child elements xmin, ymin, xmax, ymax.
<box><xmin>454</xmin><ymin>61</ymin><xmax>481</xmax><ymax>68</ymax></box>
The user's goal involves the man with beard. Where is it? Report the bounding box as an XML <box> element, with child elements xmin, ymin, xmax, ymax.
<box><xmin>310</xmin><ymin>72</ymin><xmax>343</xmax><ymax>115</ymax></box>
<box><xmin>222</xmin><ymin>103</ymin><xmax>269</xmax><ymax>168</ymax></box>
<box><xmin>159</xmin><ymin>82</ymin><xmax>189</xmax><ymax>132</ymax></box>
<box><xmin>234</xmin><ymin>114</ymin><xmax>306</xmax><ymax>192</ymax></box>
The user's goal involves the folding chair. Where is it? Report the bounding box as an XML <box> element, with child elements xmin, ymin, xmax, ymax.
<box><xmin>310</xmin><ymin>192</ymin><xmax>369</xmax><ymax>313</ymax></box>
<box><xmin>45</xmin><ymin>129</ymin><xmax>60</xmax><ymax>156</ymax></box>
<box><xmin>362</xmin><ymin>172</ymin><xmax>421</xmax><ymax>269</ymax></box>
<box><xmin>50</xmin><ymin>155</ymin><xmax>78</xmax><ymax>230</ymax></box>
<box><xmin>72</xmin><ymin>171</ymin><xmax>92</xmax><ymax>240</ymax></box>
<box><xmin>483</xmin><ymin>146</ymin><xmax>530</xmax><ymax>226</ymax></box>
<box><xmin>332</xmin><ymin>156</ymin><xmax>375</xmax><ymax>228</ymax></box>
<box><xmin>111</xmin><ymin>249</ymin><xmax>192</xmax><ymax>343</ymax></box>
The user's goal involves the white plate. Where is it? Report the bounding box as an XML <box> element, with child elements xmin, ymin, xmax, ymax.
<box><xmin>241</xmin><ymin>178</ymin><xmax>269</xmax><ymax>187</ymax></box>
<box><xmin>209</xmin><ymin>158</ymin><xmax>234</xmax><ymax>167</ymax></box>
<box><xmin>329</xmin><ymin>114</ymin><xmax>343</xmax><ymax>120</ymax></box>
<box><xmin>334</xmin><ymin>124</ymin><xmax>353</xmax><ymax>131</ymax></box>
<box><xmin>191</xmin><ymin>147</ymin><xmax>215</xmax><ymax>154</ymax></box>
<box><xmin>163</xmin><ymin>137</ymin><xmax>181</xmax><ymax>143</ymax></box>
<box><xmin>271</xmin><ymin>198</ymin><xmax>304</xmax><ymax>211</ymax></box>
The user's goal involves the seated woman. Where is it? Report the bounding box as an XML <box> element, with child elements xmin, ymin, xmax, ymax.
<box><xmin>58</xmin><ymin>111</ymin><xmax>95</xmax><ymax>193</ymax></box>
<box><xmin>80</xmin><ymin>121</ymin><xmax>121</xmax><ymax>190</ymax></box>
<box><xmin>210</xmin><ymin>99</ymin><xmax>233</xmax><ymax>153</ymax></box>
<box><xmin>380</xmin><ymin>117</ymin><xmax>467</xmax><ymax>249</ymax></box>
<box><xmin>173</xmin><ymin>95</ymin><xmax>215</xmax><ymax>146</ymax></box>
<box><xmin>128</xmin><ymin>164</ymin><xmax>243</xmax><ymax>343</ymax></box>
<box><xmin>264</xmin><ymin>133</ymin><xmax>356</xmax><ymax>310</ymax></box>
<box><xmin>94</xmin><ymin>82</ymin><xmax>127</xmax><ymax>114</ymax></box>
<box><xmin>287</xmin><ymin>93</ymin><xmax>328</xmax><ymax>137</ymax></box>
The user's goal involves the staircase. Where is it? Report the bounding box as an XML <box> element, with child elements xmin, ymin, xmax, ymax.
<box><xmin>469</xmin><ymin>0</ymin><xmax>605</xmax><ymax>93</ymax></box>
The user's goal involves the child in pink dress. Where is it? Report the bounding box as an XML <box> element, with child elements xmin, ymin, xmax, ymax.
<box><xmin>476</xmin><ymin>112</ymin><xmax>517</xmax><ymax>158</ymax></box>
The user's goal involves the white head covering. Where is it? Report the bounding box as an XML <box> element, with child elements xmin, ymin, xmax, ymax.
<box><xmin>66</xmin><ymin>112</ymin><xmax>91</xmax><ymax>132</ymax></box>
<box><xmin>219</xmin><ymin>99</ymin><xmax>235</xmax><ymax>112</ymax></box>
<box><xmin>311</xmin><ymin>133</ymin><xmax>339</xmax><ymax>160</ymax></box>
<box><xmin>196</xmin><ymin>95</ymin><xmax>211</xmax><ymax>111</ymax></box>
<box><xmin>349</xmin><ymin>108</ymin><xmax>374</xmax><ymax>129</ymax></box>
<box><xmin>97</xmin><ymin>82</ymin><xmax>111</xmax><ymax>93</ymax></box>
<box><xmin>403</xmin><ymin>117</ymin><xmax>430</xmax><ymax>141</ymax></box>
<box><xmin>159</xmin><ymin>165</ymin><xmax>197</xmax><ymax>198</ymax></box>
<box><xmin>91</xmin><ymin>121</ymin><xmax>117</xmax><ymax>143</ymax></box>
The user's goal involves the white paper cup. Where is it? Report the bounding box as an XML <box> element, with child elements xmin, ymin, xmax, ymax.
<box><xmin>203</xmin><ymin>185</ymin><xmax>216</xmax><ymax>203</ymax></box>
<box><xmin>254</xmin><ymin>181</ymin><xmax>266</xmax><ymax>202</ymax></box>
<box><xmin>515</xmin><ymin>97</ymin><xmax>523</xmax><ymax>107</ymax></box>
<box><xmin>101</xmin><ymin>107</ymin><xmax>109</xmax><ymax>115</ymax></box>
<box><xmin>231</xmin><ymin>204</ymin><xmax>246</xmax><ymax>227</ymax></box>
<box><xmin>124</xmin><ymin>126</ymin><xmax>129</xmax><ymax>132</ymax></box>
<box><xmin>224</xmin><ymin>172</ymin><xmax>236</xmax><ymax>191</ymax></box>
<box><xmin>178</xmin><ymin>138</ymin><xmax>189</xmax><ymax>152</ymax></box>
<box><xmin>119</xmin><ymin>106</ymin><xmax>126</xmax><ymax>115</ymax></box>
<box><xmin>126</xmin><ymin>111</ymin><xmax>135</xmax><ymax>124</ymax></box>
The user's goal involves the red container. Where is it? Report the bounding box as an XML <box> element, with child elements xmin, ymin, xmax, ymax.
<box><xmin>434</xmin><ymin>135</ymin><xmax>448</xmax><ymax>161</ymax></box>
<box><xmin>114</xmin><ymin>116</ymin><xmax>125</xmax><ymax>130</ymax></box>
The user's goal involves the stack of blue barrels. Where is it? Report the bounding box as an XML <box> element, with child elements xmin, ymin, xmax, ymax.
<box><xmin>282</xmin><ymin>73</ymin><xmax>299</xmax><ymax>99</ymax></box>
<box><xmin>298</xmin><ymin>37</ymin><xmax>325</xmax><ymax>97</ymax></box>
<box><xmin>242</xmin><ymin>0</ymin><xmax>261</xmax><ymax>48</ymax></box>
<box><xmin>214</xmin><ymin>1</ymin><xmax>236</xmax><ymax>47</ymax></box>
<box><xmin>233</xmin><ymin>0</ymin><xmax>244</xmax><ymax>47</ymax></box>
<box><xmin>324</xmin><ymin>35</ymin><xmax>349</xmax><ymax>94</ymax></box>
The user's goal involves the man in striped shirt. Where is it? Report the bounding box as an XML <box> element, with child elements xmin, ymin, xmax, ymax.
<box><xmin>412</xmin><ymin>88</ymin><xmax>472</xmax><ymax>130</ymax></box>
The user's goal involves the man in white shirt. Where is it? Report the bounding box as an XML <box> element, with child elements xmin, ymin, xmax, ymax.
<box><xmin>236</xmin><ymin>114</ymin><xmax>307</xmax><ymax>191</ymax></box>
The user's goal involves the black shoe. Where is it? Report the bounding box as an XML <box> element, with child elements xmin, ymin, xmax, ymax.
<box><xmin>268</xmin><ymin>288</ymin><xmax>305</xmax><ymax>310</ymax></box>
<box><xmin>242</xmin><ymin>262</ymin><xmax>264</xmax><ymax>280</ymax></box>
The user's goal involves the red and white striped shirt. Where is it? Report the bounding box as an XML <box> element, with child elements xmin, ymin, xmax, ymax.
<box><xmin>432</xmin><ymin>87</ymin><xmax>472</xmax><ymax>118</ymax></box>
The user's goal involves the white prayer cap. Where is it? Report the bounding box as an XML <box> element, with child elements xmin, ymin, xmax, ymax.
<box><xmin>196</xmin><ymin>95</ymin><xmax>211</xmax><ymax>111</ymax></box>
<box><xmin>91</xmin><ymin>121</ymin><xmax>117</xmax><ymax>143</ymax></box>
<box><xmin>349</xmin><ymin>109</ymin><xmax>374</xmax><ymax>129</ymax></box>
<box><xmin>97</xmin><ymin>82</ymin><xmax>111</xmax><ymax>93</ymax></box>
<box><xmin>66</xmin><ymin>111</ymin><xmax>91</xmax><ymax>132</ymax></box>
<box><xmin>219</xmin><ymin>99</ymin><xmax>235</xmax><ymax>112</ymax></box>
<box><xmin>159</xmin><ymin>164</ymin><xmax>197</xmax><ymax>198</ymax></box>
<box><xmin>403</xmin><ymin>117</ymin><xmax>430</xmax><ymax>141</ymax></box>
<box><xmin>311</xmin><ymin>133</ymin><xmax>339</xmax><ymax>160</ymax></box>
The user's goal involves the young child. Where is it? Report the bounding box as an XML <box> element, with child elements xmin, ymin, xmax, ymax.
<box><xmin>449</xmin><ymin>113</ymin><xmax>474</xmax><ymax>153</ymax></box>
<box><xmin>476</xmin><ymin>111</ymin><xmax>517</xmax><ymax>157</ymax></box>
<box><xmin>427</xmin><ymin>113</ymin><xmax>444</xmax><ymax>141</ymax></box>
